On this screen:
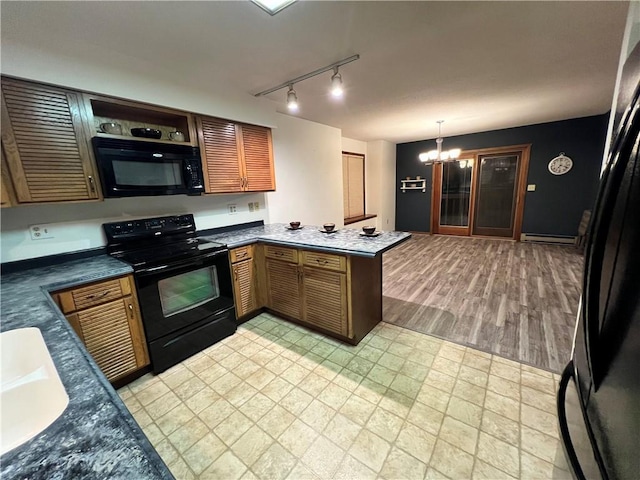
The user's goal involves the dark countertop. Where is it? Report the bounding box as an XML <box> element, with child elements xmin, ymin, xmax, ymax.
<box><xmin>202</xmin><ymin>223</ymin><xmax>411</xmax><ymax>256</ymax></box>
<box><xmin>0</xmin><ymin>255</ymin><xmax>173</xmax><ymax>480</ymax></box>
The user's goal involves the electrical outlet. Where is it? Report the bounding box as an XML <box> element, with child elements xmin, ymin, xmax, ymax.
<box><xmin>248</xmin><ymin>202</ymin><xmax>254</xmax><ymax>212</ymax></box>
<box><xmin>29</xmin><ymin>224</ymin><xmax>54</xmax><ymax>240</ymax></box>
<box><xmin>254</xmin><ymin>201</ymin><xmax>260</xmax><ymax>211</ymax></box>
<box><xmin>228</xmin><ymin>204</ymin><xmax>237</xmax><ymax>215</ymax></box>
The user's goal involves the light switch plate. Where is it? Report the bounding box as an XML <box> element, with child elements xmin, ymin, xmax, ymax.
<box><xmin>248</xmin><ymin>202</ymin><xmax>254</xmax><ymax>212</ymax></box>
<box><xmin>527</xmin><ymin>184</ymin><xmax>536</xmax><ymax>192</ymax></box>
<box><xmin>254</xmin><ymin>201</ymin><xmax>260</xmax><ymax>211</ymax></box>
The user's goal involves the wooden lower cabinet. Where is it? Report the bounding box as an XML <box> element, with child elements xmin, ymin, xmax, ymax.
<box><xmin>264</xmin><ymin>247</ymin><xmax>378</xmax><ymax>342</ymax></box>
<box><xmin>265</xmin><ymin>258</ymin><xmax>302</xmax><ymax>319</ymax></box>
<box><xmin>230</xmin><ymin>245</ymin><xmax>261</xmax><ymax>318</ymax></box>
<box><xmin>302</xmin><ymin>266</ymin><xmax>348</xmax><ymax>336</ymax></box>
<box><xmin>53</xmin><ymin>274</ymin><xmax>149</xmax><ymax>383</ymax></box>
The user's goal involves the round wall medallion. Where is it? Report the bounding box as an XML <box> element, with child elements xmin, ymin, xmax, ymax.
<box><xmin>548</xmin><ymin>153</ymin><xmax>573</xmax><ymax>175</ymax></box>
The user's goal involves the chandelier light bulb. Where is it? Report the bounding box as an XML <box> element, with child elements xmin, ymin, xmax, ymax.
<box><xmin>418</xmin><ymin>121</ymin><xmax>462</xmax><ymax>163</ymax></box>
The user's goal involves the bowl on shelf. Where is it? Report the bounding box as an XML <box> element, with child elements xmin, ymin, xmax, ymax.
<box><xmin>322</xmin><ymin>223</ymin><xmax>335</xmax><ymax>232</ymax></box>
<box><xmin>289</xmin><ymin>221</ymin><xmax>301</xmax><ymax>230</ymax></box>
<box><xmin>362</xmin><ymin>225</ymin><xmax>376</xmax><ymax>235</ymax></box>
<box><xmin>130</xmin><ymin>128</ymin><xmax>162</xmax><ymax>139</ymax></box>
<box><xmin>99</xmin><ymin>122</ymin><xmax>122</xmax><ymax>135</ymax></box>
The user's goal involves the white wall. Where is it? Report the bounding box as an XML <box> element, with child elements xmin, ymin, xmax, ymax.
<box><xmin>336</xmin><ymin>138</ymin><xmax>397</xmax><ymax>232</ymax></box>
<box><xmin>267</xmin><ymin>115</ymin><xmax>344</xmax><ymax>227</ymax></box>
<box><xmin>342</xmin><ymin>138</ymin><xmax>367</xmax><ymax>156</ymax></box>
<box><xmin>0</xmin><ymin>194</ymin><xmax>267</xmax><ymax>263</ymax></box>
<box><xmin>602</xmin><ymin>2</ymin><xmax>637</xmax><ymax>170</ymax></box>
<box><xmin>0</xmin><ymin>37</ymin><xmax>275</xmax><ymax>128</ymax></box>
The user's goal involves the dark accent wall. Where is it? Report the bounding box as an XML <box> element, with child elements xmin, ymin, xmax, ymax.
<box><xmin>396</xmin><ymin>114</ymin><xmax>609</xmax><ymax>237</ymax></box>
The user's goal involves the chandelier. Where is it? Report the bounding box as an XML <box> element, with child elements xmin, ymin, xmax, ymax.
<box><xmin>418</xmin><ymin>120</ymin><xmax>461</xmax><ymax>164</ymax></box>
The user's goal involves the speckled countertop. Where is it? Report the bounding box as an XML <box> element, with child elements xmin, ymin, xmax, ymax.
<box><xmin>0</xmin><ymin>256</ymin><xmax>173</xmax><ymax>480</ymax></box>
<box><xmin>202</xmin><ymin>223</ymin><xmax>411</xmax><ymax>256</ymax></box>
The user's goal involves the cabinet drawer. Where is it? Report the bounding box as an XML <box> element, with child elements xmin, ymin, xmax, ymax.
<box><xmin>302</xmin><ymin>250</ymin><xmax>346</xmax><ymax>272</ymax></box>
<box><xmin>230</xmin><ymin>245</ymin><xmax>253</xmax><ymax>263</ymax></box>
<box><xmin>264</xmin><ymin>245</ymin><xmax>298</xmax><ymax>263</ymax></box>
<box><xmin>56</xmin><ymin>276</ymin><xmax>131</xmax><ymax>313</ymax></box>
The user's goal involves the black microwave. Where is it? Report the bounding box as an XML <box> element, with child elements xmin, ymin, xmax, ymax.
<box><xmin>92</xmin><ymin>137</ymin><xmax>205</xmax><ymax>198</ymax></box>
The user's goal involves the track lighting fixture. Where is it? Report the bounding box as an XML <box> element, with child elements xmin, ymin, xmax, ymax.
<box><xmin>331</xmin><ymin>67</ymin><xmax>343</xmax><ymax>97</ymax></box>
<box><xmin>255</xmin><ymin>54</ymin><xmax>360</xmax><ymax>111</ymax></box>
<box><xmin>286</xmin><ymin>85</ymin><xmax>298</xmax><ymax>111</ymax></box>
<box><xmin>419</xmin><ymin>121</ymin><xmax>462</xmax><ymax>164</ymax></box>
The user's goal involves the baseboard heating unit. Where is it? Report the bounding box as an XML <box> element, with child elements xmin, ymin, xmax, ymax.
<box><xmin>520</xmin><ymin>234</ymin><xmax>577</xmax><ymax>245</ymax></box>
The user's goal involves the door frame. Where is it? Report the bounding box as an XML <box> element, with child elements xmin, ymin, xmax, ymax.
<box><xmin>431</xmin><ymin>143</ymin><xmax>531</xmax><ymax>241</ymax></box>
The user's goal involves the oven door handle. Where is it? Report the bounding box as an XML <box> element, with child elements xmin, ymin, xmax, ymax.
<box><xmin>135</xmin><ymin>250</ymin><xmax>227</xmax><ymax>277</ymax></box>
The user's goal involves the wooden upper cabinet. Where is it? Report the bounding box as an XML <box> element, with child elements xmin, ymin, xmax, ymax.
<box><xmin>196</xmin><ymin>115</ymin><xmax>275</xmax><ymax>194</ymax></box>
<box><xmin>196</xmin><ymin>116</ymin><xmax>243</xmax><ymax>193</ymax></box>
<box><xmin>1</xmin><ymin>77</ymin><xmax>99</xmax><ymax>203</ymax></box>
<box><xmin>239</xmin><ymin>124</ymin><xmax>275</xmax><ymax>192</ymax></box>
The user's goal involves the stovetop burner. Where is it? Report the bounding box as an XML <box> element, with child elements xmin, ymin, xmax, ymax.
<box><xmin>103</xmin><ymin>214</ymin><xmax>227</xmax><ymax>269</ymax></box>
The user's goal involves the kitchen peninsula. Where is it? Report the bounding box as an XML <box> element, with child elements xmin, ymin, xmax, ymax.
<box><xmin>0</xmin><ymin>223</ymin><xmax>409</xmax><ymax>478</ymax></box>
<box><xmin>203</xmin><ymin>223</ymin><xmax>411</xmax><ymax>344</ymax></box>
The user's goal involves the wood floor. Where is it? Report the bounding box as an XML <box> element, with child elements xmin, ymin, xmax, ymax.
<box><xmin>382</xmin><ymin>234</ymin><xmax>584</xmax><ymax>373</ymax></box>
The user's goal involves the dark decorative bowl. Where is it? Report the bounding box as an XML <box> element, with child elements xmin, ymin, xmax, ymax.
<box><xmin>323</xmin><ymin>223</ymin><xmax>335</xmax><ymax>232</ymax></box>
<box><xmin>131</xmin><ymin>128</ymin><xmax>162</xmax><ymax>139</ymax></box>
<box><xmin>289</xmin><ymin>221</ymin><xmax>301</xmax><ymax>230</ymax></box>
<box><xmin>362</xmin><ymin>225</ymin><xmax>376</xmax><ymax>235</ymax></box>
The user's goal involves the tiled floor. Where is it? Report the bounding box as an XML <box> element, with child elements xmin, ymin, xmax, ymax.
<box><xmin>118</xmin><ymin>314</ymin><xmax>573</xmax><ymax>479</ymax></box>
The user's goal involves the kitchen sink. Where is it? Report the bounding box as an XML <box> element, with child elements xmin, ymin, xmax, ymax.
<box><xmin>0</xmin><ymin>327</ymin><xmax>69</xmax><ymax>455</ymax></box>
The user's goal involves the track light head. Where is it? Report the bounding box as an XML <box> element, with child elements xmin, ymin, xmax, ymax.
<box><xmin>331</xmin><ymin>67</ymin><xmax>343</xmax><ymax>97</ymax></box>
<box><xmin>286</xmin><ymin>85</ymin><xmax>299</xmax><ymax>111</ymax></box>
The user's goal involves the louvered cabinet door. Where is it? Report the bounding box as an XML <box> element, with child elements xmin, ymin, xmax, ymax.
<box><xmin>1</xmin><ymin>147</ymin><xmax>16</xmax><ymax>207</ymax></box>
<box><xmin>66</xmin><ymin>296</ymin><xmax>149</xmax><ymax>382</ymax></box>
<box><xmin>0</xmin><ymin>78</ymin><xmax>98</xmax><ymax>203</ymax></box>
<box><xmin>232</xmin><ymin>259</ymin><xmax>259</xmax><ymax>317</ymax></box>
<box><xmin>266</xmin><ymin>258</ymin><xmax>301</xmax><ymax>319</ymax></box>
<box><xmin>302</xmin><ymin>267</ymin><xmax>348</xmax><ymax>336</ymax></box>
<box><xmin>239</xmin><ymin>124</ymin><xmax>275</xmax><ymax>192</ymax></box>
<box><xmin>196</xmin><ymin>115</ymin><xmax>243</xmax><ymax>193</ymax></box>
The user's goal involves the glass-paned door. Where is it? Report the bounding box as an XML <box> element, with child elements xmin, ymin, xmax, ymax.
<box><xmin>472</xmin><ymin>153</ymin><xmax>520</xmax><ymax>237</ymax></box>
<box><xmin>441</xmin><ymin>159</ymin><xmax>473</xmax><ymax>227</ymax></box>
<box><xmin>433</xmin><ymin>158</ymin><xmax>474</xmax><ymax>235</ymax></box>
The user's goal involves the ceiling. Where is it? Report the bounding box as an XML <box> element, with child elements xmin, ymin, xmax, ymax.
<box><xmin>1</xmin><ymin>1</ymin><xmax>629</xmax><ymax>143</ymax></box>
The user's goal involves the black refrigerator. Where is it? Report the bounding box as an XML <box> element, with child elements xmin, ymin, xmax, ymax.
<box><xmin>557</xmin><ymin>42</ymin><xmax>640</xmax><ymax>479</ymax></box>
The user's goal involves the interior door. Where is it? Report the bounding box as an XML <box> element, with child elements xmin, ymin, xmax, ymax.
<box><xmin>472</xmin><ymin>153</ymin><xmax>521</xmax><ymax>237</ymax></box>
<box><xmin>432</xmin><ymin>158</ymin><xmax>474</xmax><ymax>235</ymax></box>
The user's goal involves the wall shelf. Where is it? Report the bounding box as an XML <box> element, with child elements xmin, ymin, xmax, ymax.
<box><xmin>400</xmin><ymin>178</ymin><xmax>426</xmax><ymax>193</ymax></box>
